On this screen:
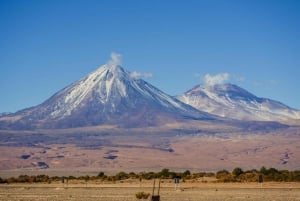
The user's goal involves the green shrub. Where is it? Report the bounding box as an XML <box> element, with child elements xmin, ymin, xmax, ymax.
<box><xmin>135</xmin><ymin>191</ymin><xmax>150</xmax><ymax>199</ymax></box>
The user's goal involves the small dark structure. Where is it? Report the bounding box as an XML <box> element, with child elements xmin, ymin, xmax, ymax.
<box><xmin>258</xmin><ymin>174</ymin><xmax>263</xmax><ymax>188</ymax></box>
<box><xmin>258</xmin><ymin>174</ymin><xmax>263</xmax><ymax>183</ymax></box>
<box><xmin>151</xmin><ymin>179</ymin><xmax>161</xmax><ymax>201</ymax></box>
<box><xmin>174</xmin><ymin>176</ymin><xmax>180</xmax><ymax>190</ymax></box>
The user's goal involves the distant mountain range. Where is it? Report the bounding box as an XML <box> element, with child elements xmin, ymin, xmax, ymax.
<box><xmin>177</xmin><ymin>84</ymin><xmax>300</xmax><ymax>122</ymax></box>
<box><xmin>0</xmin><ymin>60</ymin><xmax>299</xmax><ymax>130</ymax></box>
<box><xmin>0</xmin><ymin>62</ymin><xmax>212</xmax><ymax>129</ymax></box>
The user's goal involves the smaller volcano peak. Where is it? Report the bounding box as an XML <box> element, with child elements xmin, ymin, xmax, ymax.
<box><xmin>178</xmin><ymin>83</ymin><xmax>300</xmax><ymax>122</ymax></box>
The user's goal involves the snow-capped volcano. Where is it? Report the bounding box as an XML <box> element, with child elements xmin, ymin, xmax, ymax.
<box><xmin>177</xmin><ymin>84</ymin><xmax>300</xmax><ymax>122</ymax></box>
<box><xmin>0</xmin><ymin>55</ymin><xmax>212</xmax><ymax>129</ymax></box>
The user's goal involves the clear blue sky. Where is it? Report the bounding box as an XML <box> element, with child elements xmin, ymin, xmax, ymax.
<box><xmin>0</xmin><ymin>0</ymin><xmax>299</xmax><ymax>112</ymax></box>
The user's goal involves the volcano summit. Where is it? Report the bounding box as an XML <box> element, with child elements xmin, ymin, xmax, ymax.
<box><xmin>0</xmin><ymin>54</ymin><xmax>212</xmax><ymax>129</ymax></box>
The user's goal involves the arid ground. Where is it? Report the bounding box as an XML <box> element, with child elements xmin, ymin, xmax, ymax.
<box><xmin>1</xmin><ymin>181</ymin><xmax>300</xmax><ymax>201</ymax></box>
<box><xmin>0</xmin><ymin>125</ymin><xmax>300</xmax><ymax>176</ymax></box>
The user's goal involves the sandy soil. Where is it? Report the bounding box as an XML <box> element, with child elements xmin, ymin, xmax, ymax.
<box><xmin>1</xmin><ymin>127</ymin><xmax>300</xmax><ymax>177</ymax></box>
<box><xmin>1</xmin><ymin>181</ymin><xmax>300</xmax><ymax>201</ymax></box>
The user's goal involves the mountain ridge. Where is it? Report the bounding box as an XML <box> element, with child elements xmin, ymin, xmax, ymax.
<box><xmin>1</xmin><ymin>54</ymin><xmax>299</xmax><ymax>129</ymax></box>
<box><xmin>0</xmin><ymin>59</ymin><xmax>214</xmax><ymax>129</ymax></box>
<box><xmin>177</xmin><ymin>83</ymin><xmax>300</xmax><ymax>122</ymax></box>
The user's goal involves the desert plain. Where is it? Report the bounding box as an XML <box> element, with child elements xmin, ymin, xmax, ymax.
<box><xmin>1</xmin><ymin>180</ymin><xmax>300</xmax><ymax>201</ymax></box>
<box><xmin>0</xmin><ymin>124</ymin><xmax>300</xmax><ymax>176</ymax></box>
<box><xmin>1</xmin><ymin>122</ymin><xmax>300</xmax><ymax>201</ymax></box>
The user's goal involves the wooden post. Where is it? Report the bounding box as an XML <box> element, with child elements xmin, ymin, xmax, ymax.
<box><xmin>258</xmin><ymin>174</ymin><xmax>263</xmax><ymax>188</ymax></box>
<box><xmin>157</xmin><ymin>179</ymin><xmax>161</xmax><ymax>195</ymax></box>
<box><xmin>152</xmin><ymin>180</ymin><xmax>155</xmax><ymax>195</ymax></box>
<box><xmin>151</xmin><ymin>179</ymin><xmax>160</xmax><ymax>201</ymax></box>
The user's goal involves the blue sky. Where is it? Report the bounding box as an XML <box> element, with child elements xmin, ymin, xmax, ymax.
<box><xmin>0</xmin><ymin>0</ymin><xmax>299</xmax><ymax>112</ymax></box>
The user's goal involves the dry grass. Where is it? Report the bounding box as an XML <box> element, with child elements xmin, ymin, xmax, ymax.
<box><xmin>1</xmin><ymin>181</ymin><xmax>300</xmax><ymax>201</ymax></box>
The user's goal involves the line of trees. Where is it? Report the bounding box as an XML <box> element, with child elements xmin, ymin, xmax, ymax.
<box><xmin>216</xmin><ymin>167</ymin><xmax>300</xmax><ymax>182</ymax></box>
<box><xmin>1</xmin><ymin>167</ymin><xmax>300</xmax><ymax>184</ymax></box>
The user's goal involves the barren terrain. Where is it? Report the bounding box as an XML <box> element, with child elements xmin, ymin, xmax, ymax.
<box><xmin>0</xmin><ymin>125</ymin><xmax>299</xmax><ymax>177</ymax></box>
<box><xmin>1</xmin><ymin>181</ymin><xmax>300</xmax><ymax>201</ymax></box>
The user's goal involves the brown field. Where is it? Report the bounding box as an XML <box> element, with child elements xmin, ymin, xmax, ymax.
<box><xmin>1</xmin><ymin>126</ymin><xmax>300</xmax><ymax>177</ymax></box>
<box><xmin>1</xmin><ymin>181</ymin><xmax>300</xmax><ymax>201</ymax></box>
